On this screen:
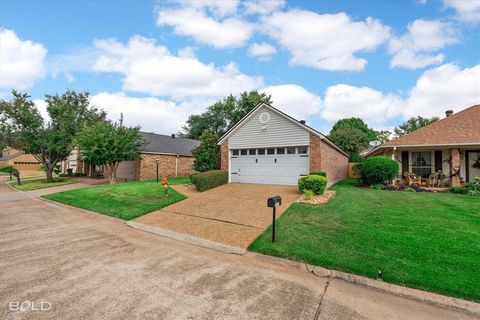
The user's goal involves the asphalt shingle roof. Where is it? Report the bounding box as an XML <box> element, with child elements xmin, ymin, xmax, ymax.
<box><xmin>139</xmin><ymin>132</ymin><xmax>200</xmax><ymax>156</ymax></box>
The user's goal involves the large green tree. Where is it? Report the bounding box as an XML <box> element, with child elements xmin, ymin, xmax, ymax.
<box><xmin>191</xmin><ymin>130</ymin><xmax>220</xmax><ymax>172</ymax></box>
<box><xmin>330</xmin><ymin>117</ymin><xmax>377</xmax><ymax>141</ymax></box>
<box><xmin>182</xmin><ymin>91</ymin><xmax>272</xmax><ymax>139</ymax></box>
<box><xmin>329</xmin><ymin>128</ymin><xmax>370</xmax><ymax>162</ymax></box>
<box><xmin>78</xmin><ymin>117</ymin><xmax>144</xmax><ymax>184</ymax></box>
<box><xmin>394</xmin><ymin>116</ymin><xmax>440</xmax><ymax>137</ymax></box>
<box><xmin>0</xmin><ymin>90</ymin><xmax>106</xmax><ymax>182</ymax></box>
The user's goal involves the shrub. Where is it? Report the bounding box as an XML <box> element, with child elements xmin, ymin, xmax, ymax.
<box><xmin>298</xmin><ymin>175</ymin><xmax>327</xmax><ymax>195</ymax></box>
<box><xmin>370</xmin><ymin>183</ymin><xmax>384</xmax><ymax>190</ymax></box>
<box><xmin>359</xmin><ymin>156</ymin><xmax>399</xmax><ymax>185</ymax></box>
<box><xmin>303</xmin><ymin>189</ymin><xmax>314</xmax><ymax>200</ymax></box>
<box><xmin>190</xmin><ymin>170</ymin><xmax>228</xmax><ymax>192</ymax></box>
<box><xmin>310</xmin><ymin>171</ymin><xmax>326</xmax><ymax>178</ymax></box>
<box><xmin>404</xmin><ymin>187</ymin><xmax>416</xmax><ymax>192</ymax></box>
<box><xmin>448</xmin><ymin>187</ymin><xmax>469</xmax><ymax>194</ymax></box>
<box><xmin>0</xmin><ymin>166</ymin><xmax>15</xmax><ymax>173</ymax></box>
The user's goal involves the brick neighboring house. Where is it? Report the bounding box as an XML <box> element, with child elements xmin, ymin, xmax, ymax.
<box><xmin>365</xmin><ymin>105</ymin><xmax>480</xmax><ymax>187</ymax></box>
<box><xmin>218</xmin><ymin>102</ymin><xmax>348</xmax><ymax>185</ymax></box>
<box><xmin>0</xmin><ymin>147</ymin><xmax>41</xmax><ymax>171</ymax></box>
<box><xmin>64</xmin><ymin>132</ymin><xmax>200</xmax><ymax>181</ymax></box>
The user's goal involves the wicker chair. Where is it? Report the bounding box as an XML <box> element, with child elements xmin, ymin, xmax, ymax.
<box><xmin>403</xmin><ymin>172</ymin><xmax>421</xmax><ymax>186</ymax></box>
<box><xmin>427</xmin><ymin>171</ymin><xmax>446</xmax><ymax>187</ymax></box>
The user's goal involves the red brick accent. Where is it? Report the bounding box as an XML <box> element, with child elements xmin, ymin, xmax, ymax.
<box><xmin>450</xmin><ymin>148</ymin><xmax>461</xmax><ymax>187</ymax></box>
<box><xmin>309</xmin><ymin>133</ymin><xmax>322</xmax><ymax>172</ymax></box>
<box><xmin>220</xmin><ymin>141</ymin><xmax>229</xmax><ymax>171</ymax></box>
<box><xmin>319</xmin><ymin>140</ymin><xmax>349</xmax><ymax>184</ymax></box>
<box><xmin>138</xmin><ymin>153</ymin><xmax>195</xmax><ymax>180</ymax></box>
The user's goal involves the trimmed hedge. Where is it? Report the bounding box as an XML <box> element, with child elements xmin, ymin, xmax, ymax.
<box><xmin>190</xmin><ymin>170</ymin><xmax>228</xmax><ymax>192</ymax></box>
<box><xmin>310</xmin><ymin>171</ymin><xmax>326</xmax><ymax>178</ymax></box>
<box><xmin>298</xmin><ymin>175</ymin><xmax>327</xmax><ymax>195</ymax></box>
<box><xmin>359</xmin><ymin>156</ymin><xmax>399</xmax><ymax>185</ymax></box>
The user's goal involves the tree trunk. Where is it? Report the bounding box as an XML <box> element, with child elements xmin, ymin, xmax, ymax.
<box><xmin>107</xmin><ymin>163</ymin><xmax>118</xmax><ymax>184</ymax></box>
<box><xmin>45</xmin><ymin>165</ymin><xmax>54</xmax><ymax>183</ymax></box>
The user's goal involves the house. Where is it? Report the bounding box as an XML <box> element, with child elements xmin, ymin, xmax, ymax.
<box><xmin>0</xmin><ymin>147</ymin><xmax>41</xmax><ymax>171</ymax></box>
<box><xmin>365</xmin><ymin>105</ymin><xmax>480</xmax><ymax>187</ymax></box>
<box><xmin>65</xmin><ymin>132</ymin><xmax>200</xmax><ymax>181</ymax></box>
<box><xmin>218</xmin><ymin>102</ymin><xmax>349</xmax><ymax>186</ymax></box>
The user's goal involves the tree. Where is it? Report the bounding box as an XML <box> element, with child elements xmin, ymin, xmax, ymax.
<box><xmin>374</xmin><ymin>130</ymin><xmax>392</xmax><ymax>143</ymax></box>
<box><xmin>328</xmin><ymin>128</ymin><xmax>370</xmax><ymax>162</ymax></box>
<box><xmin>0</xmin><ymin>90</ymin><xmax>106</xmax><ymax>182</ymax></box>
<box><xmin>191</xmin><ymin>130</ymin><xmax>220</xmax><ymax>172</ymax></box>
<box><xmin>182</xmin><ymin>91</ymin><xmax>272</xmax><ymax>139</ymax></box>
<box><xmin>78</xmin><ymin>117</ymin><xmax>144</xmax><ymax>184</ymax></box>
<box><xmin>330</xmin><ymin>117</ymin><xmax>377</xmax><ymax>142</ymax></box>
<box><xmin>394</xmin><ymin>116</ymin><xmax>439</xmax><ymax>137</ymax></box>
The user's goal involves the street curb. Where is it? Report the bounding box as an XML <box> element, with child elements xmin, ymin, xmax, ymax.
<box><xmin>250</xmin><ymin>252</ymin><xmax>480</xmax><ymax>317</ymax></box>
<box><xmin>126</xmin><ymin>221</ymin><xmax>247</xmax><ymax>255</ymax></box>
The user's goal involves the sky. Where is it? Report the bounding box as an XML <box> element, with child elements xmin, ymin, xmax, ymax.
<box><xmin>1</xmin><ymin>0</ymin><xmax>479</xmax><ymax>135</ymax></box>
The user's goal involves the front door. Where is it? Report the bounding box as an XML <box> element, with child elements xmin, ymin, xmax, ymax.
<box><xmin>466</xmin><ymin>151</ymin><xmax>480</xmax><ymax>182</ymax></box>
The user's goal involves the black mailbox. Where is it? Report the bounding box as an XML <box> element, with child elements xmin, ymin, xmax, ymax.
<box><xmin>267</xmin><ymin>196</ymin><xmax>281</xmax><ymax>208</ymax></box>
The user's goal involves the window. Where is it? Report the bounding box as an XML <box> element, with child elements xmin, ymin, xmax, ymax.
<box><xmin>267</xmin><ymin>148</ymin><xmax>275</xmax><ymax>155</ymax></box>
<box><xmin>258</xmin><ymin>148</ymin><xmax>265</xmax><ymax>155</ymax></box>
<box><xmin>287</xmin><ymin>147</ymin><xmax>296</xmax><ymax>154</ymax></box>
<box><xmin>298</xmin><ymin>146</ymin><xmax>308</xmax><ymax>154</ymax></box>
<box><xmin>276</xmin><ymin>147</ymin><xmax>285</xmax><ymax>155</ymax></box>
<box><xmin>248</xmin><ymin>149</ymin><xmax>256</xmax><ymax>155</ymax></box>
<box><xmin>240</xmin><ymin>149</ymin><xmax>248</xmax><ymax>156</ymax></box>
<box><xmin>232</xmin><ymin>150</ymin><xmax>239</xmax><ymax>156</ymax></box>
<box><xmin>412</xmin><ymin>152</ymin><xmax>432</xmax><ymax>178</ymax></box>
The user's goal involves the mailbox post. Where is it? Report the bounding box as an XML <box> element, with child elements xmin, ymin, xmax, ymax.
<box><xmin>267</xmin><ymin>196</ymin><xmax>281</xmax><ymax>242</ymax></box>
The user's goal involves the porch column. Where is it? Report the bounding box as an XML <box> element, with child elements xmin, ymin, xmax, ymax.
<box><xmin>450</xmin><ymin>149</ymin><xmax>461</xmax><ymax>187</ymax></box>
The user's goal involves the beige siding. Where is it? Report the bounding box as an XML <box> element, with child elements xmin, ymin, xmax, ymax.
<box><xmin>228</xmin><ymin>106</ymin><xmax>309</xmax><ymax>149</ymax></box>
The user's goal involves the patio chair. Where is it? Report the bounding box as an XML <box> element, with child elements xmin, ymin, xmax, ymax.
<box><xmin>427</xmin><ymin>171</ymin><xmax>446</xmax><ymax>188</ymax></box>
<box><xmin>403</xmin><ymin>172</ymin><xmax>421</xmax><ymax>186</ymax></box>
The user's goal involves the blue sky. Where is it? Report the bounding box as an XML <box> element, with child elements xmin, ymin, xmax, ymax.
<box><xmin>1</xmin><ymin>0</ymin><xmax>479</xmax><ymax>135</ymax></box>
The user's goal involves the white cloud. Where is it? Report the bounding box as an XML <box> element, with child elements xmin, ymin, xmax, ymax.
<box><xmin>156</xmin><ymin>5</ymin><xmax>253</xmax><ymax>48</ymax></box>
<box><xmin>405</xmin><ymin>63</ymin><xmax>480</xmax><ymax>117</ymax></box>
<box><xmin>93</xmin><ymin>35</ymin><xmax>263</xmax><ymax>99</ymax></box>
<box><xmin>444</xmin><ymin>0</ymin><xmax>480</xmax><ymax>21</ymax></box>
<box><xmin>322</xmin><ymin>84</ymin><xmax>402</xmax><ymax>127</ymax></box>
<box><xmin>262</xmin><ymin>84</ymin><xmax>322</xmax><ymax>120</ymax></box>
<box><xmin>243</xmin><ymin>0</ymin><xmax>285</xmax><ymax>15</ymax></box>
<box><xmin>0</xmin><ymin>28</ymin><xmax>47</xmax><ymax>91</ymax></box>
<box><xmin>261</xmin><ymin>10</ymin><xmax>390</xmax><ymax>71</ymax></box>
<box><xmin>175</xmin><ymin>0</ymin><xmax>240</xmax><ymax>18</ymax></box>
<box><xmin>248</xmin><ymin>42</ymin><xmax>277</xmax><ymax>60</ymax></box>
<box><xmin>389</xmin><ymin>19</ymin><xmax>457</xmax><ymax>69</ymax></box>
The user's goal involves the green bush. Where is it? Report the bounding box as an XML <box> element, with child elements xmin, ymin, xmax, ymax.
<box><xmin>303</xmin><ymin>189</ymin><xmax>314</xmax><ymax>200</ymax></box>
<box><xmin>298</xmin><ymin>175</ymin><xmax>327</xmax><ymax>195</ymax></box>
<box><xmin>359</xmin><ymin>156</ymin><xmax>399</xmax><ymax>185</ymax></box>
<box><xmin>190</xmin><ymin>170</ymin><xmax>228</xmax><ymax>192</ymax></box>
<box><xmin>0</xmin><ymin>166</ymin><xmax>15</xmax><ymax>173</ymax></box>
<box><xmin>370</xmin><ymin>183</ymin><xmax>384</xmax><ymax>190</ymax></box>
<box><xmin>448</xmin><ymin>187</ymin><xmax>470</xmax><ymax>194</ymax></box>
<box><xmin>310</xmin><ymin>171</ymin><xmax>326</xmax><ymax>178</ymax></box>
<box><xmin>189</xmin><ymin>172</ymin><xmax>199</xmax><ymax>184</ymax></box>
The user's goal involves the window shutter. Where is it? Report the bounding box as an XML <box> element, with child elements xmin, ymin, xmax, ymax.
<box><xmin>434</xmin><ymin>151</ymin><xmax>442</xmax><ymax>172</ymax></box>
<box><xmin>401</xmin><ymin>151</ymin><xmax>409</xmax><ymax>175</ymax></box>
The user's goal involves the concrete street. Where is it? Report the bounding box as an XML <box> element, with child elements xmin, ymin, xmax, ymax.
<box><xmin>0</xmin><ymin>181</ymin><xmax>477</xmax><ymax>319</ymax></box>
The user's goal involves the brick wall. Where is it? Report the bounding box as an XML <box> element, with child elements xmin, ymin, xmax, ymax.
<box><xmin>138</xmin><ymin>153</ymin><xmax>195</xmax><ymax>180</ymax></box>
<box><xmin>309</xmin><ymin>133</ymin><xmax>322</xmax><ymax>172</ymax></box>
<box><xmin>220</xmin><ymin>141</ymin><xmax>229</xmax><ymax>171</ymax></box>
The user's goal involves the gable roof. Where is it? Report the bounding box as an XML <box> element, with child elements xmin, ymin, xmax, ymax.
<box><xmin>139</xmin><ymin>132</ymin><xmax>200</xmax><ymax>156</ymax></box>
<box><xmin>0</xmin><ymin>149</ymin><xmax>24</xmax><ymax>161</ymax></box>
<box><xmin>218</xmin><ymin>102</ymin><xmax>348</xmax><ymax>156</ymax></box>
<box><xmin>382</xmin><ymin>104</ymin><xmax>480</xmax><ymax>147</ymax></box>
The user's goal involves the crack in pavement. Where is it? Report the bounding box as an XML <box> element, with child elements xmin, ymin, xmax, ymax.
<box><xmin>313</xmin><ymin>278</ymin><xmax>331</xmax><ymax>320</ymax></box>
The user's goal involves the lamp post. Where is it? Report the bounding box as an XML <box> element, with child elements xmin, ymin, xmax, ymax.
<box><xmin>155</xmin><ymin>158</ymin><xmax>160</xmax><ymax>183</ymax></box>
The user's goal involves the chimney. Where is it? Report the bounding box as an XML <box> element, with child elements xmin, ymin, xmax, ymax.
<box><xmin>299</xmin><ymin>120</ymin><xmax>306</xmax><ymax>125</ymax></box>
<box><xmin>445</xmin><ymin>110</ymin><xmax>454</xmax><ymax>117</ymax></box>
<box><xmin>171</xmin><ymin>134</ymin><xmax>176</xmax><ymax>138</ymax></box>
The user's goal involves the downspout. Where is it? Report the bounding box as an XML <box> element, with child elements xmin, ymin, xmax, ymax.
<box><xmin>175</xmin><ymin>155</ymin><xmax>179</xmax><ymax>177</ymax></box>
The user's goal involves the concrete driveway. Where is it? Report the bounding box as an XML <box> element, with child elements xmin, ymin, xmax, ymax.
<box><xmin>1</xmin><ymin>181</ymin><xmax>478</xmax><ymax>319</ymax></box>
<box><xmin>136</xmin><ymin>183</ymin><xmax>299</xmax><ymax>248</ymax></box>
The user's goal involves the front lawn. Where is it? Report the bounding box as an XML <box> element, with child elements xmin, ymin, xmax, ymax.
<box><xmin>249</xmin><ymin>179</ymin><xmax>480</xmax><ymax>302</ymax></box>
<box><xmin>43</xmin><ymin>178</ymin><xmax>188</xmax><ymax>220</ymax></box>
<box><xmin>9</xmin><ymin>177</ymin><xmax>75</xmax><ymax>191</ymax></box>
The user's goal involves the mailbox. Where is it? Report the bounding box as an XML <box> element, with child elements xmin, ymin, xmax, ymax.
<box><xmin>267</xmin><ymin>196</ymin><xmax>282</xmax><ymax>208</ymax></box>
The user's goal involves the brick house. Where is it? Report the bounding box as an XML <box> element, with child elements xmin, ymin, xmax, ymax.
<box><xmin>218</xmin><ymin>102</ymin><xmax>348</xmax><ymax>185</ymax></box>
<box><xmin>0</xmin><ymin>147</ymin><xmax>41</xmax><ymax>171</ymax></box>
<box><xmin>365</xmin><ymin>105</ymin><xmax>480</xmax><ymax>187</ymax></box>
<box><xmin>65</xmin><ymin>132</ymin><xmax>200</xmax><ymax>181</ymax></box>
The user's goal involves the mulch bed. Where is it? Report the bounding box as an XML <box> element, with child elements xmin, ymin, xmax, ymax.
<box><xmin>295</xmin><ymin>190</ymin><xmax>336</xmax><ymax>205</ymax></box>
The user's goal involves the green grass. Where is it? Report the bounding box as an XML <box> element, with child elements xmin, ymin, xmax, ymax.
<box><xmin>43</xmin><ymin>178</ymin><xmax>188</xmax><ymax>220</ymax></box>
<box><xmin>9</xmin><ymin>177</ymin><xmax>75</xmax><ymax>191</ymax></box>
<box><xmin>249</xmin><ymin>179</ymin><xmax>480</xmax><ymax>302</ymax></box>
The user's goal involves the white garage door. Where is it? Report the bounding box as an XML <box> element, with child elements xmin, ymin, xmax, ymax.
<box><xmin>117</xmin><ymin>160</ymin><xmax>136</xmax><ymax>181</ymax></box>
<box><xmin>230</xmin><ymin>146</ymin><xmax>309</xmax><ymax>185</ymax></box>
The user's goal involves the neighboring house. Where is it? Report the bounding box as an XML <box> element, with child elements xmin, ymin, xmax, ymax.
<box><xmin>64</xmin><ymin>132</ymin><xmax>200</xmax><ymax>181</ymax></box>
<box><xmin>365</xmin><ymin>105</ymin><xmax>480</xmax><ymax>187</ymax></box>
<box><xmin>218</xmin><ymin>102</ymin><xmax>349</xmax><ymax>186</ymax></box>
<box><xmin>0</xmin><ymin>147</ymin><xmax>41</xmax><ymax>171</ymax></box>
